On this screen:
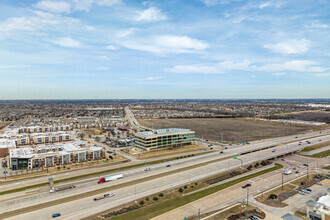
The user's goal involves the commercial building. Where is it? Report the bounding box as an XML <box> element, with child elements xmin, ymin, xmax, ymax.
<box><xmin>9</xmin><ymin>142</ymin><xmax>104</xmax><ymax>170</ymax></box>
<box><xmin>306</xmin><ymin>189</ymin><xmax>330</xmax><ymax>220</ymax></box>
<box><xmin>134</xmin><ymin>128</ymin><xmax>195</xmax><ymax>151</ymax></box>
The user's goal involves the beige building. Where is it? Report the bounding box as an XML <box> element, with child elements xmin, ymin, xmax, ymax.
<box><xmin>135</xmin><ymin>128</ymin><xmax>195</xmax><ymax>151</ymax></box>
<box><xmin>18</xmin><ymin>125</ymin><xmax>71</xmax><ymax>134</ymax></box>
<box><xmin>9</xmin><ymin>142</ymin><xmax>104</xmax><ymax>170</ymax></box>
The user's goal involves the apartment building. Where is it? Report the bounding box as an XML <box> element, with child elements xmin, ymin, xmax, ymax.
<box><xmin>18</xmin><ymin>125</ymin><xmax>71</xmax><ymax>133</ymax></box>
<box><xmin>135</xmin><ymin>128</ymin><xmax>195</xmax><ymax>151</ymax></box>
<box><xmin>9</xmin><ymin>142</ymin><xmax>104</xmax><ymax>170</ymax></box>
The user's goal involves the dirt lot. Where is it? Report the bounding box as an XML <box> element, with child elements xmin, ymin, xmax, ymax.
<box><xmin>140</xmin><ymin>118</ymin><xmax>318</xmax><ymax>143</ymax></box>
<box><xmin>131</xmin><ymin>144</ymin><xmax>208</xmax><ymax>159</ymax></box>
<box><xmin>266</xmin><ymin>110</ymin><xmax>330</xmax><ymax>123</ymax></box>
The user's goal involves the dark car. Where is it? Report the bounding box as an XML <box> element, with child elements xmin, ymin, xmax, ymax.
<box><xmin>166</xmin><ymin>164</ymin><xmax>171</xmax><ymax>167</ymax></box>
<box><xmin>242</xmin><ymin>183</ymin><xmax>251</xmax><ymax>188</ymax></box>
<box><xmin>219</xmin><ymin>151</ymin><xmax>224</xmax><ymax>154</ymax></box>
<box><xmin>52</xmin><ymin>213</ymin><xmax>61</xmax><ymax>218</ymax></box>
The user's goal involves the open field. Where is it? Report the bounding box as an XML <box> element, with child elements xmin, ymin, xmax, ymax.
<box><xmin>306</xmin><ymin>149</ymin><xmax>330</xmax><ymax>158</ymax></box>
<box><xmin>140</xmin><ymin>118</ymin><xmax>319</xmax><ymax>143</ymax></box>
<box><xmin>301</xmin><ymin>141</ymin><xmax>330</xmax><ymax>152</ymax></box>
<box><xmin>132</xmin><ymin>144</ymin><xmax>208</xmax><ymax>159</ymax></box>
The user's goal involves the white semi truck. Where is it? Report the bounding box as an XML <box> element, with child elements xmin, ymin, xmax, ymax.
<box><xmin>98</xmin><ymin>173</ymin><xmax>123</xmax><ymax>184</ymax></box>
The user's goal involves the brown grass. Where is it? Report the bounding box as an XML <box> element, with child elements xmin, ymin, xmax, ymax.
<box><xmin>140</xmin><ymin>118</ymin><xmax>316</xmax><ymax>143</ymax></box>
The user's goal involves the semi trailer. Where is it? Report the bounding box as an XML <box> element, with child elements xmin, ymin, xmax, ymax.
<box><xmin>98</xmin><ymin>173</ymin><xmax>123</xmax><ymax>184</ymax></box>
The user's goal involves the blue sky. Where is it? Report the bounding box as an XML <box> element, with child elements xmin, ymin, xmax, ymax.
<box><xmin>0</xmin><ymin>0</ymin><xmax>329</xmax><ymax>99</ymax></box>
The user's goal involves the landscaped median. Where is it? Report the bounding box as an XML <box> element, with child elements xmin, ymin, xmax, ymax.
<box><xmin>98</xmin><ymin>163</ymin><xmax>283</xmax><ymax>220</ymax></box>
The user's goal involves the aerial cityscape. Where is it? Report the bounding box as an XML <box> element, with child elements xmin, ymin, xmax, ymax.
<box><xmin>0</xmin><ymin>0</ymin><xmax>329</xmax><ymax>220</ymax></box>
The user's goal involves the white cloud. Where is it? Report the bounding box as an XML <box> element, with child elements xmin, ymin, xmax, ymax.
<box><xmin>72</xmin><ymin>0</ymin><xmax>122</xmax><ymax>11</ymax></box>
<box><xmin>272</xmin><ymin>72</ymin><xmax>286</xmax><ymax>76</ymax></box>
<box><xmin>264</xmin><ymin>39</ymin><xmax>311</xmax><ymax>54</ymax></box>
<box><xmin>260</xmin><ymin>60</ymin><xmax>326</xmax><ymax>73</ymax></box>
<box><xmin>144</xmin><ymin>76</ymin><xmax>162</xmax><ymax>80</ymax></box>
<box><xmin>119</xmin><ymin>35</ymin><xmax>208</xmax><ymax>54</ymax></box>
<box><xmin>34</xmin><ymin>1</ymin><xmax>71</xmax><ymax>13</ymax></box>
<box><xmin>259</xmin><ymin>2</ymin><xmax>271</xmax><ymax>9</ymax></box>
<box><xmin>167</xmin><ymin>65</ymin><xmax>220</xmax><ymax>74</ymax></box>
<box><xmin>135</xmin><ymin>7</ymin><xmax>167</xmax><ymax>22</ymax></box>
<box><xmin>105</xmin><ymin>45</ymin><xmax>117</xmax><ymax>50</ymax></box>
<box><xmin>52</xmin><ymin>37</ymin><xmax>81</xmax><ymax>47</ymax></box>
<box><xmin>167</xmin><ymin>60</ymin><xmax>252</xmax><ymax>74</ymax></box>
<box><xmin>314</xmin><ymin>73</ymin><xmax>330</xmax><ymax>77</ymax></box>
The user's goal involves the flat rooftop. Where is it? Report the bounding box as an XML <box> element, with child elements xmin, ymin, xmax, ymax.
<box><xmin>136</xmin><ymin>128</ymin><xmax>194</xmax><ymax>137</ymax></box>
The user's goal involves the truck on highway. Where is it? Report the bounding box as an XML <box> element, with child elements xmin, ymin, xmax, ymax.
<box><xmin>284</xmin><ymin>169</ymin><xmax>292</xmax><ymax>175</ymax></box>
<box><xmin>50</xmin><ymin>185</ymin><xmax>76</xmax><ymax>193</ymax></box>
<box><xmin>98</xmin><ymin>173</ymin><xmax>123</xmax><ymax>184</ymax></box>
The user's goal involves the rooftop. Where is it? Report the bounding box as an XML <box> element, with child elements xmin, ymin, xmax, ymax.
<box><xmin>136</xmin><ymin>128</ymin><xmax>193</xmax><ymax>137</ymax></box>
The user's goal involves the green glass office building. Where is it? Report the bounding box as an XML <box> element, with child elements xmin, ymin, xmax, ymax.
<box><xmin>135</xmin><ymin>128</ymin><xmax>195</xmax><ymax>151</ymax></box>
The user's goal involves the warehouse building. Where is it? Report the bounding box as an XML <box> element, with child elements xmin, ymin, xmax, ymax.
<box><xmin>9</xmin><ymin>142</ymin><xmax>104</xmax><ymax>170</ymax></box>
<box><xmin>134</xmin><ymin>128</ymin><xmax>195</xmax><ymax>151</ymax></box>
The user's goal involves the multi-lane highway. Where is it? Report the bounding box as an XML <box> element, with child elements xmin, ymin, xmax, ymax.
<box><xmin>1</xmin><ymin>130</ymin><xmax>329</xmax><ymax>219</ymax></box>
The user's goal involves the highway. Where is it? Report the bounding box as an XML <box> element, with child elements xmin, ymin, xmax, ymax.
<box><xmin>0</xmin><ymin>128</ymin><xmax>328</xmax><ymax>194</ymax></box>
<box><xmin>1</xmin><ymin>132</ymin><xmax>329</xmax><ymax>219</ymax></box>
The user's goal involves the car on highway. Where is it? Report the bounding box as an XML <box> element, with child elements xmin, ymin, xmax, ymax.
<box><xmin>306</xmin><ymin>189</ymin><xmax>312</xmax><ymax>193</ymax></box>
<box><xmin>52</xmin><ymin>213</ymin><xmax>61</xmax><ymax>218</ymax></box>
<box><xmin>224</xmin><ymin>147</ymin><xmax>228</xmax><ymax>149</ymax></box>
<box><xmin>299</xmin><ymin>191</ymin><xmax>305</xmax><ymax>195</ymax></box>
<box><xmin>250</xmin><ymin>216</ymin><xmax>258</xmax><ymax>220</ymax></box>
<box><xmin>219</xmin><ymin>151</ymin><xmax>224</xmax><ymax>154</ymax></box>
<box><xmin>242</xmin><ymin>183</ymin><xmax>251</xmax><ymax>188</ymax></box>
<box><xmin>272</xmin><ymin>149</ymin><xmax>276</xmax><ymax>153</ymax></box>
<box><xmin>316</xmin><ymin>182</ymin><xmax>323</xmax><ymax>185</ymax></box>
<box><xmin>166</xmin><ymin>164</ymin><xmax>171</xmax><ymax>167</ymax></box>
<box><xmin>104</xmin><ymin>193</ymin><xmax>115</xmax><ymax>197</ymax></box>
<box><xmin>295</xmin><ymin>171</ymin><xmax>299</xmax><ymax>174</ymax></box>
<box><xmin>144</xmin><ymin>167</ymin><xmax>151</xmax><ymax>171</ymax></box>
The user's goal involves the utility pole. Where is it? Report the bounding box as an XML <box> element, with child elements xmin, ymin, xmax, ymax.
<box><xmin>198</xmin><ymin>208</ymin><xmax>200</xmax><ymax>220</ymax></box>
<box><xmin>247</xmin><ymin>187</ymin><xmax>249</xmax><ymax>205</ymax></box>
<box><xmin>281</xmin><ymin>173</ymin><xmax>284</xmax><ymax>190</ymax></box>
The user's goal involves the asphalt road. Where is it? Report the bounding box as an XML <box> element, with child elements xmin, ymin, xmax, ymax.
<box><xmin>2</xmin><ymin>133</ymin><xmax>330</xmax><ymax>220</ymax></box>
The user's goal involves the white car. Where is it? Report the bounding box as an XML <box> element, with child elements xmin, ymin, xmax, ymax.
<box><xmin>104</xmin><ymin>193</ymin><xmax>115</xmax><ymax>197</ymax></box>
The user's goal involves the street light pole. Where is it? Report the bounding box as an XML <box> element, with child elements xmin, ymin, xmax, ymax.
<box><xmin>282</xmin><ymin>173</ymin><xmax>284</xmax><ymax>190</ymax></box>
<box><xmin>247</xmin><ymin>187</ymin><xmax>249</xmax><ymax>205</ymax></box>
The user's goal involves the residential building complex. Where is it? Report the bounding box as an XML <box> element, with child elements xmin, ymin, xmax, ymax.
<box><xmin>9</xmin><ymin>142</ymin><xmax>104</xmax><ymax>170</ymax></box>
<box><xmin>134</xmin><ymin>128</ymin><xmax>195</xmax><ymax>151</ymax></box>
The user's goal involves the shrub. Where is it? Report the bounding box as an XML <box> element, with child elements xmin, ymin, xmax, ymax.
<box><xmin>184</xmin><ymin>185</ymin><xmax>187</xmax><ymax>189</ymax></box>
<box><xmin>177</xmin><ymin>157</ymin><xmax>179</xmax><ymax>159</ymax></box>
<box><xmin>153</xmin><ymin>196</ymin><xmax>158</xmax><ymax>201</ymax></box>
<box><xmin>179</xmin><ymin>188</ymin><xmax>183</xmax><ymax>193</ymax></box>
<box><xmin>191</xmin><ymin>185</ymin><xmax>194</xmax><ymax>188</ymax></box>
<box><xmin>261</xmin><ymin>161</ymin><xmax>267</xmax><ymax>166</ymax></box>
<box><xmin>159</xmin><ymin>193</ymin><xmax>164</xmax><ymax>197</ymax></box>
<box><xmin>195</xmin><ymin>182</ymin><xmax>198</xmax><ymax>186</ymax></box>
<box><xmin>192</xmin><ymin>154</ymin><xmax>194</xmax><ymax>156</ymax></box>
<box><xmin>139</xmin><ymin>200</ymin><xmax>144</xmax><ymax>205</ymax></box>
<box><xmin>146</xmin><ymin>197</ymin><xmax>149</xmax><ymax>201</ymax></box>
<box><xmin>247</xmin><ymin>165</ymin><xmax>253</xmax><ymax>170</ymax></box>
<box><xmin>269</xmin><ymin>194</ymin><xmax>277</xmax><ymax>200</ymax></box>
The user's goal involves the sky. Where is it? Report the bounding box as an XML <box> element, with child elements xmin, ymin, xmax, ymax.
<box><xmin>0</xmin><ymin>0</ymin><xmax>329</xmax><ymax>99</ymax></box>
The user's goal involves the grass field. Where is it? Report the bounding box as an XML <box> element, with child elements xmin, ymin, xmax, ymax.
<box><xmin>306</xmin><ymin>150</ymin><xmax>330</xmax><ymax>158</ymax></box>
<box><xmin>140</xmin><ymin>118</ymin><xmax>317</xmax><ymax>143</ymax></box>
<box><xmin>301</xmin><ymin>141</ymin><xmax>330</xmax><ymax>152</ymax></box>
<box><xmin>111</xmin><ymin>163</ymin><xmax>283</xmax><ymax>220</ymax></box>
